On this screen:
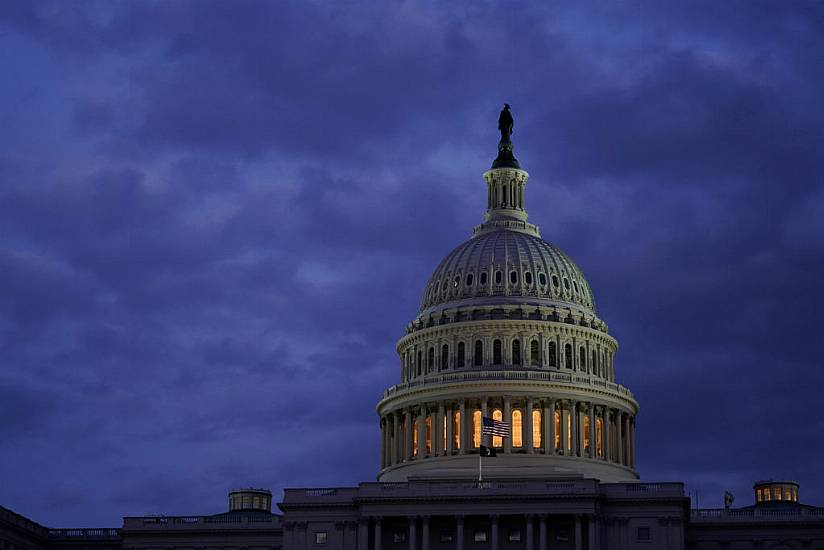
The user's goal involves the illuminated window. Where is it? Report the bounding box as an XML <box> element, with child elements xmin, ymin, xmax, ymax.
<box><xmin>455</xmin><ymin>410</ymin><xmax>461</xmax><ymax>449</ymax></box>
<box><xmin>508</xmin><ymin>530</ymin><xmax>521</xmax><ymax>542</ymax></box>
<box><xmin>315</xmin><ymin>531</ymin><xmax>328</xmax><ymax>545</ymax></box>
<box><xmin>584</xmin><ymin>416</ymin><xmax>591</xmax><ymax>453</ymax></box>
<box><xmin>793</xmin><ymin>488</ymin><xmax>798</xmax><ymax>501</ymax></box>
<box><xmin>474</xmin><ymin>340</ymin><xmax>483</xmax><ymax>366</ymax></box>
<box><xmin>493</xmin><ymin>409</ymin><xmax>503</xmax><ymax>447</ymax></box>
<box><xmin>763</xmin><ymin>488</ymin><xmax>770</xmax><ymax>501</ymax></box>
<box><xmin>426</xmin><ymin>415</ymin><xmax>432</xmax><ymax>454</ymax></box>
<box><xmin>564</xmin><ymin>344</ymin><xmax>572</xmax><ymax>369</ymax></box>
<box><xmin>443</xmin><ymin>415</ymin><xmax>447</xmax><ymax>450</ymax></box>
<box><xmin>512</xmin><ymin>409</ymin><xmax>523</xmax><ymax>447</ymax></box>
<box><xmin>493</xmin><ymin>339</ymin><xmax>502</xmax><ymax>364</ymax></box>
<box><xmin>533</xmin><ymin>409</ymin><xmax>542</xmax><ymax>448</ymax></box>
<box><xmin>548</xmin><ymin>342</ymin><xmax>557</xmax><ymax>367</ymax></box>
<box><xmin>474</xmin><ymin>531</ymin><xmax>487</xmax><ymax>543</ymax></box>
<box><xmin>756</xmin><ymin>489</ymin><xmax>761</xmax><ymax>502</ymax></box>
<box><xmin>512</xmin><ymin>339</ymin><xmax>521</xmax><ymax>365</ymax></box>
<box><xmin>473</xmin><ymin>410</ymin><xmax>482</xmax><ymax>447</ymax></box>
<box><xmin>441</xmin><ymin>344</ymin><xmax>449</xmax><ymax>370</ymax></box>
<box><xmin>457</xmin><ymin>342</ymin><xmax>465</xmax><ymax>367</ymax></box>
<box><xmin>554</xmin><ymin>410</ymin><xmax>561</xmax><ymax>449</ymax></box>
<box><xmin>567</xmin><ymin>412</ymin><xmax>572</xmax><ymax>451</ymax></box>
<box><xmin>785</xmin><ymin>488</ymin><xmax>792</xmax><ymax>501</ymax></box>
<box><xmin>413</xmin><ymin>418</ymin><xmax>418</xmax><ymax>456</ymax></box>
<box><xmin>596</xmin><ymin>417</ymin><xmax>603</xmax><ymax>457</ymax></box>
<box><xmin>774</xmin><ymin>487</ymin><xmax>781</xmax><ymax>500</ymax></box>
<box><xmin>530</xmin><ymin>340</ymin><xmax>539</xmax><ymax>366</ymax></box>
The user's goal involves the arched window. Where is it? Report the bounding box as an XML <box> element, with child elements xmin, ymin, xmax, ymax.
<box><xmin>512</xmin><ymin>340</ymin><xmax>521</xmax><ymax>365</ymax></box>
<box><xmin>474</xmin><ymin>340</ymin><xmax>483</xmax><ymax>366</ymax></box>
<box><xmin>495</xmin><ymin>271</ymin><xmax>502</xmax><ymax>284</ymax></box>
<box><xmin>579</xmin><ymin>347</ymin><xmax>586</xmax><ymax>372</ymax></box>
<box><xmin>413</xmin><ymin>418</ymin><xmax>418</xmax><ymax>456</ymax></box>
<box><xmin>592</xmin><ymin>350</ymin><xmax>598</xmax><ymax>376</ymax></box>
<box><xmin>584</xmin><ymin>416</ymin><xmax>591</xmax><ymax>453</ymax></box>
<box><xmin>441</xmin><ymin>344</ymin><xmax>449</xmax><ymax>370</ymax></box>
<box><xmin>563</xmin><ymin>278</ymin><xmax>570</xmax><ymax>290</ymax></box>
<box><xmin>554</xmin><ymin>410</ymin><xmax>561</xmax><ymax>450</ymax></box>
<box><xmin>454</xmin><ymin>410</ymin><xmax>461</xmax><ymax>449</ymax></box>
<box><xmin>533</xmin><ymin>409</ymin><xmax>542</xmax><ymax>448</ymax></box>
<box><xmin>466</xmin><ymin>273</ymin><xmax>474</xmax><ymax>286</ymax></box>
<box><xmin>417</xmin><ymin>351</ymin><xmax>422</xmax><ymax>376</ymax></box>
<box><xmin>493</xmin><ymin>339</ymin><xmax>502</xmax><ymax>364</ymax></box>
<box><xmin>473</xmin><ymin>410</ymin><xmax>482</xmax><ymax>448</ymax></box>
<box><xmin>457</xmin><ymin>342</ymin><xmax>465</xmax><ymax>368</ymax></box>
<box><xmin>510</xmin><ymin>271</ymin><xmax>518</xmax><ymax>284</ymax></box>
<box><xmin>425</xmin><ymin>415</ymin><xmax>432</xmax><ymax>454</ymax></box>
<box><xmin>596</xmin><ymin>417</ymin><xmax>603</xmax><ymax>457</ymax></box>
<box><xmin>530</xmin><ymin>339</ymin><xmax>540</xmax><ymax>366</ymax></box>
<box><xmin>552</xmin><ymin>274</ymin><xmax>560</xmax><ymax>288</ymax></box>
<box><xmin>480</xmin><ymin>272</ymin><xmax>488</xmax><ymax>285</ymax></box>
<box><xmin>492</xmin><ymin>409</ymin><xmax>503</xmax><ymax>447</ymax></box>
<box><xmin>539</xmin><ymin>272</ymin><xmax>547</xmax><ymax>286</ymax></box>
<box><xmin>548</xmin><ymin>342</ymin><xmax>557</xmax><ymax>367</ymax></box>
<box><xmin>428</xmin><ymin>348</ymin><xmax>435</xmax><ymax>373</ymax></box>
<box><xmin>525</xmin><ymin>271</ymin><xmax>533</xmax><ymax>285</ymax></box>
<box><xmin>512</xmin><ymin>409</ymin><xmax>523</xmax><ymax>448</ymax></box>
<box><xmin>564</xmin><ymin>344</ymin><xmax>573</xmax><ymax>369</ymax></box>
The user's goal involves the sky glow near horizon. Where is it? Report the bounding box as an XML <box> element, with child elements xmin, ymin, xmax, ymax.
<box><xmin>1</xmin><ymin>1</ymin><xmax>824</xmax><ymax>527</ymax></box>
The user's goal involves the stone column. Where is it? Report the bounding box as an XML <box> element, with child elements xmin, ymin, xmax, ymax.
<box><xmin>525</xmin><ymin>515</ymin><xmax>534</xmax><ymax>550</ymax></box>
<box><xmin>446</xmin><ymin>402</ymin><xmax>454</xmax><ymax>455</ymax></box>
<box><xmin>422</xmin><ymin>516</ymin><xmax>430</xmax><ymax>550</ymax></box>
<box><xmin>538</xmin><ymin>516</ymin><xmax>547</xmax><ymax>550</ymax></box>
<box><xmin>404</xmin><ymin>409</ymin><xmax>413</xmax><ymax>461</ymax></box>
<box><xmin>503</xmin><ymin>397</ymin><xmax>512</xmax><ymax>453</ymax></box>
<box><xmin>526</xmin><ymin>397</ymin><xmax>534</xmax><ymax>453</ymax></box>
<box><xmin>456</xmin><ymin>516</ymin><xmax>464</xmax><ymax>550</ymax></box>
<box><xmin>358</xmin><ymin>520</ymin><xmax>368</xmax><ymax>550</ymax></box>
<box><xmin>543</xmin><ymin>400</ymin><xmax>553</xmax><ymax>455</ymax></box>
<box><xmin>417</xmin><ymin>405</ymin><xmax>427</xmax><ymax>458</ymax></box>
<box><xmin>481</xmin><ymin>398</ymin><xmax>490</xmax><ymax>448</ymax></box>
<box><xmin>560</xmin><ymin>401</ymin><xmax>569</xmax><ymax>455</ymax></box>
<box><xmin>587</xmin><ymin>515</ymin><xmax>595</xmax><ymax>550</ymax></box>
<box><xmin>616</xmin><ymin>412</ymin><xmax>624</xmax><ymax>465</ymax></box>
<box><xmin>574</xmin><ymin>515</ymin><xmax>582</xmax><ymax>550</ymax></box>
<box><xmin>459</xmin><ymin>400</ymin><xmax>467</xmax><ymax>454</ymax></box>
<box><xmin>570</xmin><ymin>401</ymin><xmax>578</xmax><ymax>456</ymax></box>
<box><xmin>630</xmin><ymin>416</ymin><xmax>636</xmax><ymax>468</ymax></box>
<box><xmin>437</xmin><ymin>402</ymin><xmax>445</xmax><ymax>456</ymax></box>
<box><xmin>374</xmin><ymin>519</ymin><xmax>382</xmax><ymax>550</ymax></box>
<box><xmin>603</xmin><ymin>407</ymin><xmax>611</xmax><ymax>462</ymax></box>
<box><xmin>408</xmin><ymin>517</ymin><xmax>417</xmax><ymax>550</ymax></box>
<box><xmin>491</xmin><ymin>515</ymin><xmax>499</xmax><ymax>550</ymax></box>
<box><xmin>380</xmin><ymin>418</ymin><xmax>386</xmax><ymax>469</ymax></box>
<box><xmin>589</xmin><ymin>403</ymin><xmax>596</xmax><ymax>459</ymax></box>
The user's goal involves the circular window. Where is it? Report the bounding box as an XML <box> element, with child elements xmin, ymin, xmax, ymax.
<box><xmin>510</xmin><ymin>271</ymin><xmax>518</xmax><ymax>284</ymax></box>
<box><xmin>563</xmin><ymin>278</ymin><xmax>570</xmax><ymax>290</ymax></box>
<box><xmin>466</xmin><ymin>273</ymin><xmax>474</xmax><ymax>286</ymax></box>
<box><xmin>495</xmin><ymin>271</ymin><xmax>502</xmax><ymax>284</ymax></box>
<box><xmin>539</xmin><ymin>272</ymin><xmax>546</xmax><ymax>286</ymax></box>
<box><xmin>552</xmin><ymin>275</ymin><xmax>559</xmax><ymax>288</ymax></box>
<box><xmin>480</xmin><ymin>272</ymin><xmax>488</xmax><ymax>285</ymax></box>
<box><xmin>525</xmin><ymin>272</ymin><xmax>533</xmax><ymax>285</ymax></box>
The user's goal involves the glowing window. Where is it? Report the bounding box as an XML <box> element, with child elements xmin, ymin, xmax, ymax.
<box><xmin>774</xmin><ymin>487</ymin><xmax>781</xmax><ymax>500</ymax></box>
<box><xmin>315</xmin><ymin>532</ymin><xmax>328</xmax><ymax>545</ymax></box>
<box><xmin>413</xmin><ymin>418</ymin><xmax>418</xmax><ymax>456</ymax></box>
<box><xmin>596</xmin><ymin>417</ymin><xmax>603</xmax><ymax>457</ymax></box>
<box><xmin>443</xmin><ymin>415</ymin><xmax>447</xmax><ymax>450</ymax></box>
<box><xmin>493</xmin><ymin>409</ymin><xmax>503</xmax><ymax>447</ymax></box>
<box><xmin>493</xmin><ymin>339</ymin><xmax>502</xmax><ymax>364</ymax></box>
<box><xmin>473</xmin><ymin>410</ymin><xmax>482</xmax><ymax>448</ymax></box>
<box><xmin>455</xmin><ymin>410</ymin><xmax>461</xmax><ymax>449</ymax></box>
<box><xmin>785</xmin><ymin>488</ymin><xmax>792</xmax><ymax>501</ymax></box>
<box><xmin>533</xmin><ymin>409</ymin><xmax>542</xmax><ymax>448</ymax></box>
<box><xmin>584</xmin><ymin>416</ymin><xmax>591</xmax><ymax>453</ymax></box>
<box><xmin>525</xmin><ymin>271</ymin><xmax>533</xmax><ymax>285</ymax></box>
<box><xmin>512</xmin><ymin>409</ymin><xmax>523</xmax><ymax>447</ymax></box>
<box><xmin>567</xmin><ymin>412</ymin><xmax>572</xmax><ymax>451</ymax></box>
<box><xmin>763</xmin><ymin>488</ymin><xmax>770</xmax><ymax>501</ymax></box>
<box><xmin>554</xmin><ymin>410</ymin><xmax>561</xmax><ymax>449</ymax></box>
<box><xmin>756</xmin><ymin>489</ymin><xmax>761</xmax><ymax>502</ymax></box>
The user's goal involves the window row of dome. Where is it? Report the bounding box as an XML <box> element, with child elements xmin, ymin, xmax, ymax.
<box><xmin>424</xmin><ymin>269</ymin><xmax>590</xmax><ymax>303</ymax></box>
<box><xmin>400</xmin><ymin>339</ymin><xmax>614</xmax><ymax>382</ymax></box>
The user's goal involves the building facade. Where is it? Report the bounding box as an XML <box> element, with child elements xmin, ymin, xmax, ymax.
<box><xmin>2</xmin><ymin>114</ymin><xmax>823</xmax><ymax>550</ymax></box>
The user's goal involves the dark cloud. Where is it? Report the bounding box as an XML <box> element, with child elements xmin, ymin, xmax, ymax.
<box><xmin>1</xmin><ymin>0</ymin><xmax>823</xmax><ymax>527</ymax></box>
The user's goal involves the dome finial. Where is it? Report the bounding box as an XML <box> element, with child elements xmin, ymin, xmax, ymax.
<box><xmin>493</xmin><ymin>103</ymin><xmax>520</xmax><ymax>169</ymax></box>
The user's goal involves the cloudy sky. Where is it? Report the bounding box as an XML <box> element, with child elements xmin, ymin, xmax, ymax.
<box><xmin>2</xmin><ymin>1</ymin><xmax>823</xmax><ymax>527</ymax></box>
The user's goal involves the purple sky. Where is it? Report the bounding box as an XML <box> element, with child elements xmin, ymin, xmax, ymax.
<box><xmin>2</xmin><ymin>1</ymin><xmax>824</xmax><ymax>527</ymax></box>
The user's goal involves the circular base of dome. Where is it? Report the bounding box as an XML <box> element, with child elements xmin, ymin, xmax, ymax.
<box><xmin>378</xmin><ymin>453</ymin><xmax>638</xmax><ymax>484</ymax></box>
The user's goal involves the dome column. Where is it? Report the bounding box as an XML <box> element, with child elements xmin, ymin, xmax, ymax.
<box><xmin>459</xmin><ymin>399</ymin><xmax>468</xmax><ymax>454</ymax></box>
<box><xmin>588</xmin><ymin>403</ymin><xmax>596</xmax><ymax>459</ymax></box>
<box><xmin>544</xmin><ymin>400</ymin><xmax>555</xmax><ymax>455</ymax></box>
<box><xmin>435</xmin><ymin>402</ymin><xmax>445</xmax><ymax>455</ymax></box>
<box><xmin>616</xmin><ymin>411</ymin><xmax>624</xmax><ymax>465</ymax></box>
<box><xmin>525</xmin><ymin>397</ymin><xmax>534</xmax><ymax>453</ymax></box>
<box><xmin>481</xmin><ymin>398</ymin><xmax>490</xmax><ymax>448</ymax></box>
<box><xmin>503</xmin><ymin>397</ymin><xmax>512</xmax><ymax>454</ymax></box>
<box><xmin>404</xmin><ymin>409</ymin><xmax>413</xmax><ymax>461</ymax></box>
<box><xmin>417</xmin><ymin>405</ymin><xmax>427</xmax><ymax>458</ymax></box>
<box><xmin>445</xmin><ymin>402</ymin><xmax>454</xmax><ymax>455</ymax></box>
<box><xmin>602</xmin><ymin>407</ymin><xmax>611</xmax><ymax>462</ymax></box>
<box><xmin>393</xmin><ymin>411</ymin><xmax>401</xmax><ymax>465</ymax></box>
<box><xmin>560</xmin><ymin>401</ymin><xmax>570</xmax><ymax>455</ymax></box>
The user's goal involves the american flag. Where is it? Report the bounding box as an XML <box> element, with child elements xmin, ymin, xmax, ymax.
<box><xmin>481</xmin><ymin>416</ymin><xmax>511</xmax><ymax>437</ymax></box>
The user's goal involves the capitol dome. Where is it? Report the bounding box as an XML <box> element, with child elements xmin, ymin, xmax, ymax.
<box><xmin>376</xmin><ymin>107</ymin><xmax>638</xmax><ymax>483</ymax></box>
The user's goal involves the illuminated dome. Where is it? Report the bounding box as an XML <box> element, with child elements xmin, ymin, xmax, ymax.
<box><xmin>376</xmin><ymin>107</ymin><xmax>638</xmax><ymax>483</ymax></box>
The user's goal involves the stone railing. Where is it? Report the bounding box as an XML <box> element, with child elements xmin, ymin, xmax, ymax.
<box><xmin>281</xmin><ymin>487</ymin><xmax>360</xmax><ymax>505</ymax></box>
<box><xmin>122</xmin><ymin>515</ymin><xmax>281</xmax><ymax>530</ymax></box>
<box><xmin>358</xmin><ymin>478</ymin><xmax>600</xmax><ymax>499</ymax></box>
<box><xmin>48</xmin><ymin>529</ymin><xmax>120</xmax><ymax>539</ymax></box>
<box><xmin>382</xmin><ymin>368</ymin><xmax>634</xmax><ymax>400</ymax></box>
<box><xmin>601</xmin><ymin>483</ymin><xmax>684</xmax><ymax>498</ymax></box>
<box><xmin>691</xmin><ymin>507</ymin><xmax>824</xmax><ymax>522</ymax></box>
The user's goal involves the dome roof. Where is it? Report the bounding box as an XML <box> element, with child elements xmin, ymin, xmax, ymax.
<box><xmin>420</xmin><ymin>228</ymin><xmax>597</xmax><ymax>314</ymax></box>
